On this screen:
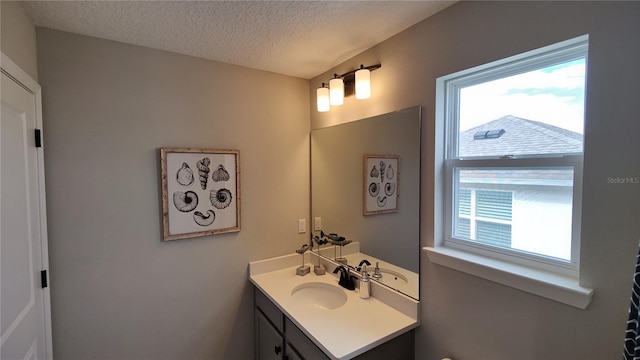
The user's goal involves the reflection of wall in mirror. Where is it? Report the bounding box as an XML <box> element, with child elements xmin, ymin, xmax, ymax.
<box><xmin>311</xmin><ymin>107</ymin><xmax>420</xmax><ymax>274</ymax></box>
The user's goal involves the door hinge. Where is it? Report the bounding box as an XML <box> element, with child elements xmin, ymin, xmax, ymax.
<box><xmin>41</xmin><ymin>270</ymin><xmax>48</xmax><ymax>288</ymax></box>
<box><xmin>35</xmin><ymin>129</ymin><xmax>42</xmax><ymax>148</ymax></box>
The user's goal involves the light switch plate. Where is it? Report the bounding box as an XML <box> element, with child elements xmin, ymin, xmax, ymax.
<box><xmin>298</xmin><ymin>219</ymin><xmax>306</xmax><ymax>234</ymax></box>
<box><xmin>314</xmin><ymin>217</ymin><xmax>322</xmax><ymax>231</ymax></box>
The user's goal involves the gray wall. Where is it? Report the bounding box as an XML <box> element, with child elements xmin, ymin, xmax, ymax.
<box><xmin>311</xmin><ymin>1</ymin><xmax>640</xmax><ymax>359</ymax></box>
<box><xmin>37</xmin><ymin>28</ymin><xmax>309</xmax><ymax>360</ymax></box>
<box><xmin>1</xmin><ymin>1</ymin><xmax>38</xmax><ymax>80</ymax></box>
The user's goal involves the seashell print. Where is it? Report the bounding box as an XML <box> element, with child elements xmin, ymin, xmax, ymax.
<box><xmin>370</xmin><ymin>165</ymin><xmax>379</xmax><ymax>178</ymax></box>
<box><xmin>368</xmin><ymin>182</ymin><xmax>380</xmax><ymax>197</ymax></box>
<box><xmin>176</xmin><ymin>162</ymin><xmax>194</xmax><ymax>186</ymax></box>
<box><xmin>210</xmin><ymin>188</ymin><xmax>232</xmax><ymax>209</ymax></box>
<box><xmin>386</xmin><ymin>165</ymin><xmax>395</xmax><ymax>180</ymax></box>
<box><xmin>379</xmin><ymin>161</ymin><xmax>386</xmax><ymax>183</ymax></box>
<box><xmin>197</xmin><ymin>157</ymin><xmax>211</xmax><ymax>190</ymax></box>
<box><xmin>173</xmin><ymin>191</ymin><xmax>198</xmax><ymax>212</ymax></box>
<box><xmin>377</xmin><ymin>195</ymin><xmax>387</xmax><ymax>208</ymax></box>
<box><xmin>212</xmin><ymin>164</ymin><xmax>230</xmax><ymax>182</ymax></box>
<box><xmin>193</xmin><ymin>210</ymin><xmax>215</xmax><ymax>226</ymax></box>
<box><xmin>385</xmin><ymin>182</ymin><xmax>395</xmax><ymax>196</ymax></box>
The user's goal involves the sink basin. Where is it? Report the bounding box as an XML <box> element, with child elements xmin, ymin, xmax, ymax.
<box><xmin>291</xmin><ymin>282</ymin><xmax>348</xmax><ymax>310</ymax></box>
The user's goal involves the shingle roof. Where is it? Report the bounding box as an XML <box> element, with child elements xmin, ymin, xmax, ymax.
<box><xmin>459</xmin><ymin>115</ymin><xmax>583</xmax><ymax>158</ymax></box>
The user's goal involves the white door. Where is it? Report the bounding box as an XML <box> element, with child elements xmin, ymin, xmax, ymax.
<box><xmin>1</xmin><ymin>54</ymin><xmax>52</xmax><ymax>360</ymax></box>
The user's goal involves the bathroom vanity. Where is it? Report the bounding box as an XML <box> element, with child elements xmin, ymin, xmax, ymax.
<box><xmin>250</xmin><ymin>253</ymin><xmax>419</xmax><ymax>360</ymax></box>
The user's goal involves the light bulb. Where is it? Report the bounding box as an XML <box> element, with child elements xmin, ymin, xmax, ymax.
<box><xmin>317</xmin><ymin>83</ymin><xmax>330</xmax><ymax>112</ymax></box>
<box><xmin>355</xmin><ymin>67</ymin><xmax>371</xmax><ymax>99</ymax></box>
<box><xmin>329</xmin><ymin>77</ymin><xmax>344</xmax><ymax>106</ymax></box>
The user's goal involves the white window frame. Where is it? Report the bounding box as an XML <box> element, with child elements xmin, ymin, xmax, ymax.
<box><xmin>426</xmin><ymin>35</ymin><xmax>594</xmax><ymax>309</ymax></box>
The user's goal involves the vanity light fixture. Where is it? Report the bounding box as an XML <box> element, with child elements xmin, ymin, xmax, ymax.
<box><xmin>317</xmin><ymin>82</ymin><xmax>330</xmax><ymax>112</ymax></box>
<box><xmin>316</xmin><ymin>64</ymin><xmax>381</xmax><ymax>112</ymax></box>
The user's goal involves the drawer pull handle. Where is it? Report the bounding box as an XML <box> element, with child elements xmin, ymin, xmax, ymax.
<box><xmin>274</xmin><ymin>345</ymin><xmax>282</xmax><ymax>355</ymax></box>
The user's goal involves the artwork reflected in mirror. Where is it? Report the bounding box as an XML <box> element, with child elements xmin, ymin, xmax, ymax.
<box><xmin>311</xmin><ymin>106</ymin><xmax>421</xmax><ymax>299</ymax></box>
<box><xmin>363</xmin><ymin>155</ymin><xmax>399</xmax><ymax>215</ymax></box>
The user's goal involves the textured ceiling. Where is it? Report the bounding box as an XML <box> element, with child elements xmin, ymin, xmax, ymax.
<box><xmin>21</xmin><ymin>1</ymin><xmax>456</xmax><ymax>79</ymax></box>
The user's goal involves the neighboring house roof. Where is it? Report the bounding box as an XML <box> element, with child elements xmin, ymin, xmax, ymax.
<box><xmin>459</xmin><ymin>115</ymin><xmax>583</xmax><ymax>158</ymax></box>
<box><xmin>460</xmin><ymin>169</ymin><xmax>575</xmax><ymax>186</ymax></box>
<box><xmin>459</xmin><ymin>115</ymin><xmax>582</xmax><ymax>187</ymax></box>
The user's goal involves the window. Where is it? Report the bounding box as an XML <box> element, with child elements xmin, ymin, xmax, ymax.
<box><xmin>431</xmin><ymin>35</ymin><xmax>591</xmax><ymax>297</ymax></box>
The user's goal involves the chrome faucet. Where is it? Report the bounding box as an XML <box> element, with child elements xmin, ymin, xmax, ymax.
<box><xmin>372</xmin><ymin>261</ymin><xmax>382</xmax><ymax>279</ymax></box>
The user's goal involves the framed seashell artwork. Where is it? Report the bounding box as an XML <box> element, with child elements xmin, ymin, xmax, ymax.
<box><xmin>363</xmin><ymin>155</ymin><xmax>399</xmax><ymax>215</ymax></box>
<box><xmin>160</xmin><ymin>147</ymin><xmax>240</xmax><ymax>240</ymax></box>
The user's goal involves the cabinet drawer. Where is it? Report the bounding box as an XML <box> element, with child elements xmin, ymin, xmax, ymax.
<box><xmin>255</xmin><ymin>288</ymin><xmax>284</xmax><ymax>333</ymax></box>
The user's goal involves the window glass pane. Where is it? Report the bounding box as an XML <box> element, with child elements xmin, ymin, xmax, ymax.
<box><xmin>459</xmin><ymin>189</ymin><xmax>471</xmax><ymax>215</ymax></box>
<box><xmin>476</xmin><ymin>221</ymin><xmax>511</xmax><ymax>247</ymax></box>
<box><xmin>456</xmin><ymin>218</ymin><xmax>470</xmax><ymax>239</ymax></box>
<box><xmin>476</xmin><ymin>190</ymin><xmax>512</xmax><ymax>220</ymax></box>
<box><xmin>457</xmin><ymin>58</ymin><xmax>586</xmax><ymax>158</ymax></box>
<box><xmin>455</xmin><ymin>167</ymin><xmax>574</xmax><ymax>261</ymax></box>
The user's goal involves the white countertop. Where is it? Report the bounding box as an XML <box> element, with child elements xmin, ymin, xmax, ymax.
<box><xmin>249</xmin><ymin>254</ymin><xmax>419</xmax><ymax>360</ymax></box>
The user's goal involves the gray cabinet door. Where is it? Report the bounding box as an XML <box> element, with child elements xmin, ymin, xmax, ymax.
<box><xmin>284</xmin><ymin>342</ymin><xmax>303</xmax><ymax>360</ymax></box>
<box><xmin>256</xmin><ymin>310</ymin><xmax>284</xmax><ymax>360</ymax></box>
<box><xmin>284</xmin><ymin>318</ymin><xmax>330</xmax><ymax>360</ymax></box>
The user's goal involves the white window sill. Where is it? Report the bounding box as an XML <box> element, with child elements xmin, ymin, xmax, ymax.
<box><xmin>424</xmin><ymin>246</ymin><xmax>593</xmax><ymax>309</ymax></box>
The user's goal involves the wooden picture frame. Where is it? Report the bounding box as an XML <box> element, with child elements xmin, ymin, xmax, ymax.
<box><xmin>363</xmin><ymin>155</ymin><xmax>399</xmax><ymax>215</ymax></box>
<box><xmin>161</xmin><ymin>147</ymin><xmax>240</xmax><ymax>241</ymax></box>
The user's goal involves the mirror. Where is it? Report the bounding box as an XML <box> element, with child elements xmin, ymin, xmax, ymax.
<box><xmin>311</xmin><ymin>106</ymin><xmax>421</xmax><ymax>300</ymax></box>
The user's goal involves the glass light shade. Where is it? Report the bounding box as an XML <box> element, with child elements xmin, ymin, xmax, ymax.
<box><xmin>355</xmin><ymin>68</ymin><xmax>371</xmax><ymax>99</ymax></box>
<box><xmin>317</xmin><ymin>85</ymin><xmax>330</xmax><ymax>112</ymax></box>
<box><xmin>329</xmin><ymin>77</ymin><xmax>344</xmax><ymax>106</ymax></box>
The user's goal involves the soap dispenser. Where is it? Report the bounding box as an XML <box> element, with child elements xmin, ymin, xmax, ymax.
<box><xmin>359</xmin><ymin>264</ymin><xmax>370</xmax><ymax>299</ymax></box>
